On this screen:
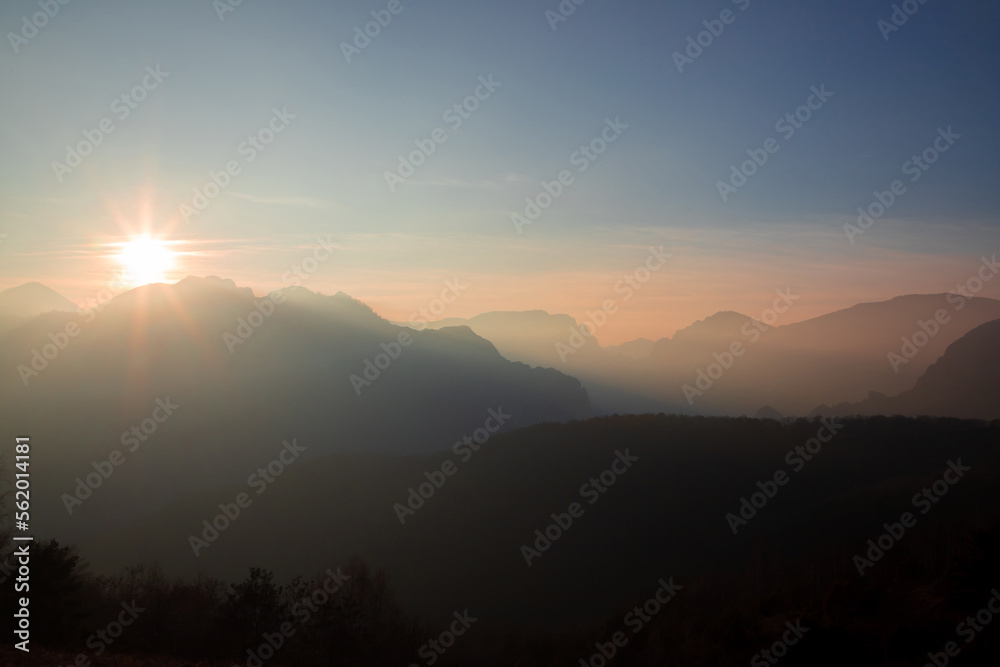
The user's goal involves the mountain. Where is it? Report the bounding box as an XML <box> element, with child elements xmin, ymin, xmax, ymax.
<box><xmin>413</xmin><ymin>295</ymin><xmax>1000</xmax><ymax>418</ymax></box>
<box><xmin>815</xmin><ymin>318</ymin><xmax>1000</xmax><ymax>420</ymax></box>
<box><xmin>647</xmin><ymin>310</ymin><xmax>754</xmax><ymax>365</ymax></box>
<box><xmin>0</xmin><ymin>282</ymin><xmax>81</xmax><ymax>335</ymax></box>
<box><xmin>753</xmin><ymin>405</ymin><xmax>785</xmax><ymax>420</ymax></box>
<box><xmin>411</xmin><ymin>310</ymin><xmax>607</xmax><ymax>368</ymax></box>
<box><xmin>413</xmin><ymin>310</ymin><xmax>674</xmax><ymax>415</ymax></box>
<box><xmin>0</xmin><ymin>276</ymin><xmax>591</xmax><ymax>540</ymax></box>
<box><xmin>605</xmin><ymin>337</ymin><xmax>656</xmax><ymax>359</ymax></box>
<box><xmin>0</xmin><ymin>282</ymin><xmax>81</xmax><ymax>318</ymax></box>
<box><xmin>624</xmin><ymin>294</ymin><xmax>1000</xmax><ymax>416</ymax></box>
<box><xmin>719</xmin><ymin>293</ymin><xmax>1000</xmax><ymax>415</ymax></box>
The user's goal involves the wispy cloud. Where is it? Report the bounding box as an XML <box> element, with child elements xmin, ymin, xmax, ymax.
<box><xmin>226</xmin><ymin>192</ymin><xmax>338</xmax><ymax>209</ymax></box>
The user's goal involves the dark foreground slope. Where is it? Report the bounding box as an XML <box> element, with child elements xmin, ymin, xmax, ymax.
<box><xmin>10</xmin><ymin>414</ymin><xmax>997</xmax><ymax>665</ymax></box>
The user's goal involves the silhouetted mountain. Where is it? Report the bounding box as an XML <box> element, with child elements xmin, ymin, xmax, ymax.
<box><xmin>815</xmin><ymin>318</ymin><xmax>1000</xmax><ymax>420</ymax></box>
<box><xmin>754</xmin><ymin>405</ymin><xmax>785</xmax><ymax>420</ymax></box>
<box><xmin>605</xmin><ymin>337</ymin><xmax>656</xmax><ymax>359</ymax></box>
<box><xmin>0</xmin><ymin>282</ymin><xmax>81</xmax><ymax>335</ymax></box>
<box><xmin>413</xmin><ymin>310</ymin><xmax>607</xmax><ymax>368</ymax></box>
<box><xmin>736</xmin><ymin>294</ymin><xmax>1000</xmax><ymax>412</ymax></box>
<box><xmin>631</xmin><ymin>295</ymin><xmax>1000</xmax><ymax>416</ymax></box>
<box><xmin>659</xmin><ymin>310</ymin><xmax>751</xmax><ymax>344</ymax></box>
<box><xmin>414</xmin><ymin>310</ymin><xmax>674</xmax><ymax>415</ymax></box>
<box><xmin>411</xmin><ymin>295</ymin><xmax>1000</xmax><ymax>418</ymax></box>
<box><xmin>0</xmin><ymin>277</ymin><xmax>591</xmax><ymax>540</ymax></box>
<box><xmin>560</xmin><ymin>294</ymin><xmax>1000</xmax><ymax>417</ymax></box>
<box><xmin>0</xmin><ymin>282</ymin><xmax>80</xmax><ymax>318</ymax></box>
<box><xmin>648</xmin><ymin>311</ymin><xmax>753</xmax><ymax>364</ymax></box>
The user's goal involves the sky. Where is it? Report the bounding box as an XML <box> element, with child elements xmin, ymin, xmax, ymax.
<box><xmin>0</xmin><ymin>0</ymin><xmax>998</xmax><ymax>343</ymax></box>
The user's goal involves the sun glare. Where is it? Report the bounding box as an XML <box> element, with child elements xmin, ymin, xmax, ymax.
<box><xmin>117</xmin><ymin>236</ymin><xmax>175</xmax><ymax>286</ymax></box>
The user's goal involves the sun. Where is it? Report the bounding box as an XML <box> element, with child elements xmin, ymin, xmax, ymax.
<box><xmin>116</xmin><ymin>236</ymin><xmax>175</xmax><ymax>286</ymax></box>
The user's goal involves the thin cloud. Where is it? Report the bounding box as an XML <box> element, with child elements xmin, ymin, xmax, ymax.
<box><xmin>226</xmin><ymin>192</ymin><xmax>338</xmax><ymax>209</ymax></box>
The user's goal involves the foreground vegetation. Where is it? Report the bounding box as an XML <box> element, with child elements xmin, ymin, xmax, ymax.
<box><xmin>2</xmin><ymin>415</ymin><xmax>999</xmax><ymax>664</ymax></box>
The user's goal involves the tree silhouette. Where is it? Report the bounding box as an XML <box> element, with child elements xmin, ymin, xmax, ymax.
<box><xmin>26</xmin><ymin>540</ymin><xmax>87</xmax><ymax>647</ymax></box>
<box><xmin>221</xmin><ymin>567</ymin><xmax>289</xmax><ymax>648</ymax></box>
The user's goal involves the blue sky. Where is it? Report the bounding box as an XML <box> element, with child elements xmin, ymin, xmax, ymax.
<box><xmin>1</xmin><ymin>0</ymin><xmax>998</xmax><ymax>341</ymax></box>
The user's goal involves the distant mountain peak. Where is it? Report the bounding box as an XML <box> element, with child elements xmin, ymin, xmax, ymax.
<box><xmin>0</xmin><ymin>282</ymin><xmax>81</xmax><ymax>318</ymax></box>
<box><xmin>705</xmin><ymin>310</ymin><xmax>750</xmax><ymax>321</ymax></box>
<box><xmin>668</xmin><ymin>310</ymin><xmax>751</xmax><ymax>341</ymax></box>
<box><xmin>753</xmin><ymin>405</ymin><xmax>785</xmax><ymax>420</ymax></box>
<box><xmin>177</xmin><ymin>275</ymin><xmax>240</xmax><ymax>290</ymax></box>
<box><xmin>606</xmin><ymin>338</ymin><xmax>656</xmax><ymax>360</ymax></box>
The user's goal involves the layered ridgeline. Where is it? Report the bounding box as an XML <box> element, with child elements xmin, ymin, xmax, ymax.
<box><xmin>417</xmin><ymin>294</ymin><xmax>1000</xmax><ymax>418</ymax></box>
<box><xmin>402</xmin><ymin>310</ymin><xmax>673</xmax><ymax>416</ymax></box>
<box><xmin>0</xmin><ymin>277</ymin><xmax>590</xmax><ymax>542</ymax></box>
<box><xmin>0</xmin><ymin>281</ymin><xmax>82</xmax><ymax>335</ymax></box>
<box><xmin>815</xmin><ymin>318</ymin><xmax>1000</xmax><ymax>420</ymax></box>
